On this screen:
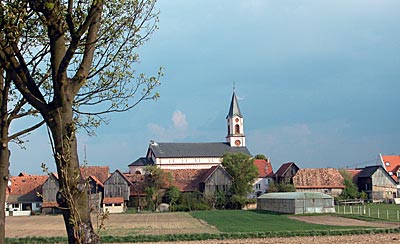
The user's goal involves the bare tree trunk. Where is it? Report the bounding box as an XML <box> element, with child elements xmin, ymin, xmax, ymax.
<box><xmin>46</xmin><ymin>103</ymin><xmax>100</xmax><ymax>244</ymax></box>
<box><xmin>0</xmin><ymin>69</ymin><xmax>9</xmax><ymax>244</ymax></box>
<box><xmin>0</xmin><ymin>146</ymin><xmax>9</xmax><ymax>244</ymax></box>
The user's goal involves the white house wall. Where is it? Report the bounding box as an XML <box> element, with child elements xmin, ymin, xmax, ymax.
<box><xmin>155</xmin><ymin>157</ymin><xmax>221</xmax><ymax>169</ymax></box>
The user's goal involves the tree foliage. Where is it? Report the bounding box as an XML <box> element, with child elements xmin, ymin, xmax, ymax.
<box><xmin>0</xmin><ymin>0</ymin><xmax>161</xmax><ymax>243</ymax></box>
<box><xmin>339</xmin><ymin>169</ymin><xmax>359</xmax><ymax>199</ymax></box>
<box><xmin>143</xmin><ymin>165</ymin><xmax>171</xmax><ymax>211</ymax></box>
<box><xmin>164</xmin><ymin>186</ymin><xmax>180</xmax><ymax>211</ymax></box>
<box><xmin>222</xmin><ymin>153</ymin><xmax>258</xmax><ymax>208</ymax></box>
<box><xmin>254</xmin><ymin>154</ymin><xmax>267</xmax><ymax>160</ymax></box>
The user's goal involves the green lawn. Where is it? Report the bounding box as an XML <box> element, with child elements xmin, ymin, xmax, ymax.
<box><xmin>336</xmin><ymin>203</ymin><xmax>400</xmax><ymax>222</ymax></box>
<box><xmin>190</xmin><ymin>210</ymin><xmax>367</xmax><ymax>233</ymax></box>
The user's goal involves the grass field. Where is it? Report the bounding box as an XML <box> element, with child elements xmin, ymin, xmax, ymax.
<box><xmin>190</xmin><ymin>210</ymin><xmax>369</xmax><ymax>232</ymax></box>
<box><xmin>336</xmin><ymin>203</ymin><xmax>400</xmax><ymax>222</ymax></box>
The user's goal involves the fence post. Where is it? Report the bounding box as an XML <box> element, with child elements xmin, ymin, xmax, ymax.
<box><xmin>378</xmin><ymin>208</ymin><xmax>380</xmax><ymax>219</ymax></box>
<box><xmin>343</xmin><ymin>205</ymin><xmax>346</xmax><ymax>214</ymax></box>
<box><xmin>397</xmin><ymin>210</ymin><xmax>399</xmax><ymax>221</ymax></box>
<box><xmin>387</xmin><ymin>210</ymin><xmax>389</xmax><ymax>220</ymax></box>
<box><xmin>350</xmin><ymin>205</ymin><xmax>352</xmax><ymax>214</ymax></box>
<box><xmin>368</xmin><ymin>208</ymin><xmax>370</xmax><ymax>217</ymax></box>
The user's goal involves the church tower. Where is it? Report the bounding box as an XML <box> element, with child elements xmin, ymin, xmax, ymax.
<box><xmin>226</xmin><ymin>90</ymin><xmax>246</xmax><ymax>147</ymax></box>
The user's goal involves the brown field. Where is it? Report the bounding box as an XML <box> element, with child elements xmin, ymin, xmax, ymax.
<box><xmin>5</xmin><ymin>212</ymin><xmax>219</xmax><ymax>238</ymax></box>
<box><xmin>5</xmin><ymin>213</ymin><xmax>400</xmax><ymax>243</ymax></box>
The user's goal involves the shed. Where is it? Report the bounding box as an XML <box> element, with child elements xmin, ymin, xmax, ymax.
<box><xmin>257</xmin><ymin>192</ymin><xmax>335</xmax><ymax>214</ymax></box>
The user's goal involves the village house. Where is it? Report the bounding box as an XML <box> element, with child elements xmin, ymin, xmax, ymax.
<box><xmin>274</xmin><ymin>162</ymin><xmax>300</xmax><ymax>184</ymax></box>
<box><xmin>379</xmin><ymin>153</ymin><xmax>400</xmax><ymax>183</ymax></box>
<box><xmin>352</xmin><ymin>165</ymin><xmax>397</xmax><ymax>202</ymax></box>
<box><xmin>6</xmin><ymin>173</ymin><xmax>47</xmax><ymax>216</ymax></box>
<box><xmin>41</xmin><ymin>166</ymin><xmax>109</xmax><ymax>214</ymax></box>
<box><xmin>292</xmin><ymin>168</ymin><xmax>345</xmax><ymax>197</ymax></box>
<box><xmin>249</xmin><ymin>158</ymin><xmax>274</xmax><ymax>198</ymax></box>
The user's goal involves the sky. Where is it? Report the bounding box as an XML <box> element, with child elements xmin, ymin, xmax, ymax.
<box><xmin>9</xmin><ymin>0</ymin><xmax>400</xmax><ymax>175</ymax></box>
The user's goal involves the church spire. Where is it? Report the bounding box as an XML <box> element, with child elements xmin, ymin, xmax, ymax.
<box><xmin>226</xmin><ymin>89</ymin><xmax>245</xmax><ymax>147</ymax></box>
<box><xmin>226</xmin><ymin>90</ymin><xmax>242</xmax><ymax>119</ymax></box>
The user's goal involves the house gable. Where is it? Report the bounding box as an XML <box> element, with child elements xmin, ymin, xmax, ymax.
<box><xmin>104</xmin><ymin>170</ymin><xmax>131</xmax><ymax>201</ymax></box>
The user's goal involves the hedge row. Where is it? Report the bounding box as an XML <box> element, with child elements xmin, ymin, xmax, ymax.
<box><xmin>5</xmin><ymin>228</ymin><xmax>400</xmax><ymax>244</ymax></box>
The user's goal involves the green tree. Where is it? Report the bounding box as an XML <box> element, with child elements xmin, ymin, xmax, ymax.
<box><xmin>165</xmin><ymin>186</ymin><xmax>180</xmax><ymax>211</ymax></box>
<box><xmin>254</xmin><ymin>154</ymin><xmax>267</xmax><ymax>160</ymax></box>
<box><xmin>277</xmin><ymin>182</ymin><xmax>296</xmax><ymax>192</ymax></box>
<box><xmin>144</xmin><ymin>165</ymin><xmax>171</xmax><ymax>211</ymax></box>
<box><xmin>339</xmin><ymin>169</ymin><xmax>359</xmax><ymax>199</ymax></box>
<box><xmin>222</xmin><ymin>153</ymin><xmax>258</xmax><ymax>208</ymax></box>
<box><xmin>0</xmin><ymin>1</ymin><xmax>161</xmax><ymax>243</ymax></box>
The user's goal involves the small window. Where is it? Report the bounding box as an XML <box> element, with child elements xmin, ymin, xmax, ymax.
<box><xmin>386</xmin><ymin>162</ymin><xmax>390</xmax><ymax>166</ymax></box>
<box><xmin>389</xmin><ymin>172</ymin><xmax>393</xmax><ymax>175</ymax></box>
<box><xmin>235</xmin><ymin>124</ymin><xmax>240</xmax><ymax>134</ymax></box>
<box><xmin>256</xmin><ymin>184</ymin><xmax>261</xmax><ymax>190</ymax></box>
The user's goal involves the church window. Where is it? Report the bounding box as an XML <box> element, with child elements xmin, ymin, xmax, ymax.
<box><xmin>235</xmin><ymin>124</ymin><xmax>240</xmax><ymax>134</ymax></box>
<box><xmin>228</xmin><ymin>125</ymin><xmax>230</xmax><ymax>134</ymax></box>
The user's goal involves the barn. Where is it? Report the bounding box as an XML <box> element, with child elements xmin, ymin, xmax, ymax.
<box><xmin>257</xmin><ymin>192</ymin><xmax>335</xmax><ymax>214</ymax></box>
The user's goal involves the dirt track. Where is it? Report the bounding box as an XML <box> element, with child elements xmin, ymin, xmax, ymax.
<box><xmin>129</xmin><ymin>234</ymin><xmax>400</xmax><ymax>244</ymax></box>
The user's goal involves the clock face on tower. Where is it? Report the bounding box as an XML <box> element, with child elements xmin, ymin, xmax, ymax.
<box><xmin>235</xmin><ymin>140</ymin><xmax>241</xmax><ymax>146</ymax></box>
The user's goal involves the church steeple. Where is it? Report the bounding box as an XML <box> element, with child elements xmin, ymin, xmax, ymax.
<box><xmin>226</xmin><ymin>89</ymin><xmax>246</xmax><ymax>147</ymax></box>
<box><xmin>226</xmin><ymin>91</ymin><xmax>242</xmax><ymax>119</ymax></box>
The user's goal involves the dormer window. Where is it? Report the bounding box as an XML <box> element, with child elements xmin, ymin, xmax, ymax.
<box><xmin>385</xmin><ymin>162</ymin><xmax>390</xmax><ymax>166</ymax></box>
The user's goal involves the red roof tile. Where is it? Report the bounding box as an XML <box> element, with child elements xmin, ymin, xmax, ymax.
<box><xmin>103</xmin><ymin>197</ymin><xmax>124</xmax><ymax>204</ymax></box>
<box><xmin>9</xmin><ymin>174</ymin><xmax>48</xmax><ymax>195</ymax></box>
<box><xmin>254</xmin><ymin>159</ymin><xmax>274</xmax><ymax>177</ymax></box>
<box><xmin>293</xmin><ymin>168</ymin><xmax>345</xmax><ymax>189</ymax></box>
<box><xmin>80</xmin><ymin>166</ymin><xmax>109</xmax><ymax>183</ymax></box>
<box><xmin>166</xmin><ymin>169</ymin><xmax>209</xmax><ymax>192</ymax></box>
<box><xmin>381</xmin><ymin>155</ymin><xmax>400</xmax><ymax>181</ymax></box>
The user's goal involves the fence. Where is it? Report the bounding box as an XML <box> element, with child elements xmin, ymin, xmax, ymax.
<box><xmin>335</xmin><ymin>204</ymin><xmax>400</xmax><ymax>222</ymax></box>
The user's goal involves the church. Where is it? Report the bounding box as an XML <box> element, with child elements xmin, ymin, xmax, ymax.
<box><xmin>129</xmin><ymin>90</ymin><xmax>251</xmax><ymax>174</ymax></box>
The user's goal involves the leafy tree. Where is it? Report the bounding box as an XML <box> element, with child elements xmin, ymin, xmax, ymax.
<box><xmin>266</xmin><ymin>182</ymin><xmax>278</xmax><ymax>193</ymax></box>
<box><xmin>222</xmin><ymin>153</ymin><xmax>258</xmax><ymax>208</ymax></box>
<box><xmin>266</xmin><ymin>181</ymin><xmax>295</xmax><ymax>193</ymax></box>
<box><xmin>144</xmin><ymin>165</ymin><xmax>171</xmax><ymax>211</ymax></box>
<box><xmin>165</xmin><ymin>186</ymin><xmax>180</xmax><ymax>211</ymax></box>
<box><xmin>339</xmin><ymin>169</ymin><xmax>359</xmax><ymax>200</ymax></box>
<box><xmin>277</xmin><ymin>182</ymin><xmax>296</xmax><ymax>192</ymax></box>
<box><xmin>0</xmin><ymin>69</ymin><xmax>45</xmax><ymax>243</ymax></box>
<box><xmin>254</xmin><ymin>154</ymin><xmax>267</xmax><ymax>160</ymax></box>
<box><xmin>0</xmin><ymin>1</ymin><xmax>161</xmax><ymax>243</ymax></box>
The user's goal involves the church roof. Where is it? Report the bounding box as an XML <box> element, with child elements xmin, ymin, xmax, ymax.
<box><xmin>149</xmin><ymin>142</ymin><xmax>251</xmax><ymax>158</ymax></box>
<box><xmin>226</xmin><ymin>91</ymin><xmax>242</xmax><ymax>118</ymax></box>
<box><xmin>128</xmin><ymin>157</ymin><xmax>153</xmax><ymax>166</ymax></box>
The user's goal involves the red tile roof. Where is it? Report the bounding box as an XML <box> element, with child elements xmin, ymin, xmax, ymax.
<box><xmin>103</xmin><ymin>197</ymin><xmax>124</xmax><ymax>204</ymax></box>
<box><xmin>381</xmin><ymin>155</ymin><xmax>400</xmax><ymax>181</ymax></box>
<box><xmin>293</xmin><ymin>168</ymin><xmax>345</xmax><ymax>189</ymax></box>
<box><xmin>254</xmin><ymin>159</ymin><xmax>274</xmax><ymax>178</ymax></box>
<box><xmin>9</xmin><ymin>174</ymin><xmax>48</xmax><ymax>195</ymax></box>
<box><xmin>80</xmin><ymin>166</ymin><xmax>109</xmax><ymax>183</ymax></box>
<box><xmin>166</xmin><ymin>169</ymin><xmax>209</xmax><ymax>192</ymax></box>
